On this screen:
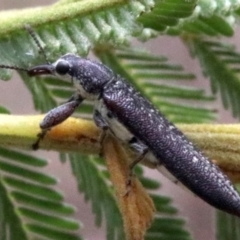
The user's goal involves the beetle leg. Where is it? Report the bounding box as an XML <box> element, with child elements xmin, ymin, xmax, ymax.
<box><xmin>93</xmin><ymin>109</ymin><xmax>110</xmax><ymax>156</ymax></box>
<box><xmin>125</xmin><ymin>137</ymin><xmax>149</xmax><ymax>195</ymax></box>
<box><xmin>32</xmin><ymin>94</ymin><xmax>84</xmax><ymax>150</ymax></box>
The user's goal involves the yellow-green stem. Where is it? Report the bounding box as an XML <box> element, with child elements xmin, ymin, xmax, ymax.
<box><xmin>0</xmin><ymin>114</ymin><xmax>240</xmax><ymax>181</ymax></box>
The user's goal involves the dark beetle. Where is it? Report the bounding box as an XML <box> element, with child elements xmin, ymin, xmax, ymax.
<box><xmin>1</xmin><ymin>36</ymin><xmax>240</xmax><ymax>217</ymax></box>
<box><xmin>24</xmin><ymin>53</ymin><xmax>240</xmax><ymax>217</ymax></box>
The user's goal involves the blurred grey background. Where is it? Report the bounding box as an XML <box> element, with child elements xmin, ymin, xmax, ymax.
<box><xmin>0</xmin><ymin>1</ymin><xmax>239</xmax><ymax>240</ymax></box>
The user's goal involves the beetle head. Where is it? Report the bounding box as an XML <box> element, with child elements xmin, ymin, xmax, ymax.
<box><xmin>28</xmin><ymin>53</ymin><xmax>114</xmax><ymax>99</ymax></box>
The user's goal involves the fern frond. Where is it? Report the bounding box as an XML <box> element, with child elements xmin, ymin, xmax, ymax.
<box><xmin>138</xmin><ymin>0</ymin><xmax>197</xmax><ymax>32</ymax></box>
<box><xmin>168</xmin><ymin>14</ymin><xmax>235</xmax><ymax>36</ymax></box>
<box><xmin>0</xmin><ymin>0</ymin><xmax>153</xmax><ymax>80</ymax></box>
<box><xmin>186</xmin><ymin>38</ymin><xmax>240</xmax><ymax>118</ymax></box>
<box><xmin>20</xmin><ymin>74</ymin><xmax>59</xmax><ymax>112</ymax></box>
<box><xmin>138</xmin><ymin>0</ymin><xmax>239</xmax><ymax>37</ymax></box>
<box><xmin>216</xmin><ymin>211</ymin><xmax>240</xmax><ymax>240</ymax></box>
<box><xmin>21</xmin><ymin>74</ymin><xmax>70</xmax><ymax>112</ymax></box>
<box><xmin>69</xmin><ymin>154</ymin><xmax>124</xmax><ymax>240</ymax></box>
<box><xmin>0</xmin><ymin>146</ymin><xmax>81</xmax><ymax>240</ymax></box>
<box><xmin>69</xmin><ymin>151</ymin><xmax>192</xmax><ymax>240</ymax></box>
<box><xmin>95</xmin><ymin>46</ymin><xmax>215</xmax><ymax>123</ymax></box>
<box><xmin>0</xmin><ymin>106</ymin><xmax>10</xmax><ymax>114</ymax></box>
<box><xmin>139</xmin><ymin>173</ymin><xmax>192</xmax><ymax>240</ymax></box>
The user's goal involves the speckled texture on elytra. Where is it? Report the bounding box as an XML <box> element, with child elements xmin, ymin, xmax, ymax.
<box><xmin>32</xmin><ymin>53</ymin><xmax>240</xmax><ymax>217</ymax></box>
<box><xmin>102</xmin><ymin>76</ymin><xmax>240</xmax><ymax>216</ymax></box>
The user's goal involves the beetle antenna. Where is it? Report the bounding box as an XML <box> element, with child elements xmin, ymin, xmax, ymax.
<box><xmin>0</xmin><ymin>64</ymin><xmax>29</xmax><ymax>72</ymax></box>
<box><xmin>25</xmin><ymin>25</ymin><xmax>50</xmax><ymax>64</ymax></box>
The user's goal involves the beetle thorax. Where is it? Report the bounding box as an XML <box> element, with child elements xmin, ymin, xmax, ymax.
<box><xmin>73</xmin><ymin>77</ymin><xmax>99</xmax><ymax>100</ymax></box>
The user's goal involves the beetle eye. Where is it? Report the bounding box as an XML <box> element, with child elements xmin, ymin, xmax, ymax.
<box><xmin>55</xmin><ymin>60</ymin><xmax>70</xmax><ymax>75</ymax></box>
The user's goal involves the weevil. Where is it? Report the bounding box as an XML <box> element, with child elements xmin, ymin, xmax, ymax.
<box><xmin>1</xmin><ymin>27</ymin><xmax>240</xmax><ymax>218</ymax></box>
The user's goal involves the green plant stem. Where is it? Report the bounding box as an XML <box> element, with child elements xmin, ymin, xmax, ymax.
<box><xmin>0</xmin><ymin>114</ymin><xmax>100</xmax><ymax>153</ymax></box>
<box><xmin>0</xmin><ymin>114</ymin><xmax>240</xmax><ymax>181</ymax></box>
<box><xmin>0</xmin><ymin>0</ymin><xmax>125</xmax><ymax>35</ymax></box>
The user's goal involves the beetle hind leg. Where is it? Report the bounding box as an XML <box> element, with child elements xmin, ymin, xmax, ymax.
<box><xmin>125</xmin><ymin>137</ymin><xmax>149</xmax><ymax>195</ymax></box>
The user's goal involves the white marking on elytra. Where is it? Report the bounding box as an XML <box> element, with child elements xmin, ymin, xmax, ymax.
<box><xmin>192</xmin><ymin>156</ymin><xmax>198</xmax><ymax>163</ymax></box>
<box><xmin>96</xmin><ymin>99</ymin><xmax>133</xmax><ymax>142</ymax></box>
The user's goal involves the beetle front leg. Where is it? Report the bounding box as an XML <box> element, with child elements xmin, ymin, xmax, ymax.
<box><xmin>32</xmin><ymin>95</ymin><xmax>84</xmax><ymax>150</ymax></box>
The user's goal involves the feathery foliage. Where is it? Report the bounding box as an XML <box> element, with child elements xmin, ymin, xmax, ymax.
<box><xmin>69</xmin><ymin>153</ymin><xmax>192</xmax><ymax>240</ymax></box>
<box><xmin>217</xmin><ymin>210</ymin><xmax>240</xmax><ymax>240</ymax></box>
<box><xmin>0</xmin><ymin>0</ymin><xmax>240</xmax><ymax>240</ymax></box>
<box><xmin>138</xmin><ymin>0</ymin><xmax>197</xmax><ymax>32</ymax></box>
<box><xmin>69</xmin><ymin>154</ymin><xmax>124</xmax><ymax>240</ymax></box>
<box><xmin>0</xmin><ymin>145</ymin><xmax>81</xmax><ymax>240</ymax></box>
<box><xmin>96</xmin><ymin>47</ymin><xmax>215</xmax><ymax>123</ymax></box>
<box><xmin>185</xmin><ymin>39</ymin><xmax>240</xmax><ymax>118</ymax></box>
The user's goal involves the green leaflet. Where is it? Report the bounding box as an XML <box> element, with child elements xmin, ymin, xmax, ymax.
<box><xmin>187</xmin><ymin>39</ymin><xmax>240</xmax><ymax>118</ymax></box>
<box><xmin>0</xmin><ymin>147</ymin><xmax>81</xmax><ymax>240</ymax></box>
<box><xmin>0</xmin><ymin>106</ymin><xmax>10</xmax><ymax>114</ymax></box>
<box><xmin>69</xmin><ymin>154</ymin><xmax>124</xmax><ymax>240</ymax></box>
<box><xmin>138</xmin><ymin>0</ymin><xmax>197</xmax><ymax>32</ymax></box>
<box><xmin>216</xmin><ymin>211</ymin><xmax>240</xmax><ymax>240</ymax></box>
<box><xmin>95</xmin><ymin>47</ymin><xmax>215</xmax><ymax>123</ymax></box>
<box><xmin>138</xmin><ymin>0</ymin><xmax>238</xmax><ymax>37</ymax></box>
<box><xmin>0</xmin><ymin>0</ymin><xmax>153</xmax><ymax>80</ymax></box>
<box><xmin>168</xmin><ymin>14</ymin><xmax>235</xmax><ymax>36</ymax></box>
